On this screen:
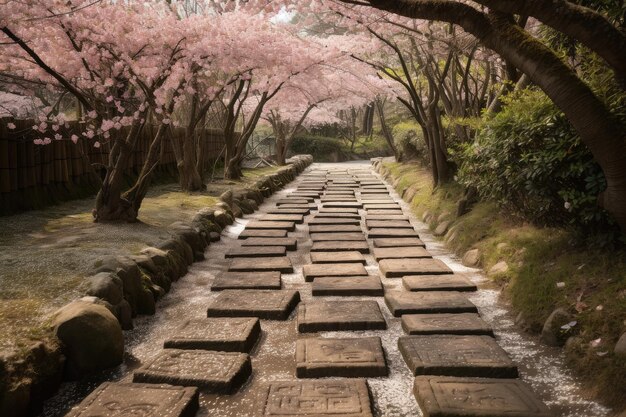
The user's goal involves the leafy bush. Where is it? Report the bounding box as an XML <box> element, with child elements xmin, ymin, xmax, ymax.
<box><xmin>392</xmin><ymin>121</ymin><xmax>426</xmax><ymax>161</ymax></box>
<box><xmin>458</xmin><ymin>88</ymin><xmax>617</xmax><ymax>241</ymax></box>
<box><xmin>290</xmin><ymin>135</ymin><xmax>343</xmax><ymax>162</ymax></box>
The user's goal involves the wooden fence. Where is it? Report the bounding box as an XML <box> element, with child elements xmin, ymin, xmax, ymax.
<box><xmin>0</xmin><ymin>117</ymin><xmax>226</xmax><ymax>214</ymax></box>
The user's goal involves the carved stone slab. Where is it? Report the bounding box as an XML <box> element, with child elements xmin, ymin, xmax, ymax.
<box><xmin>310</xmin><ymin>251</ymin><xmax>366</xmax><ymax>264</ymax></box>
<box><xmin>133</xmin><ymin>349</ymin><xmax>251</xmax><ymax>392</ymax></box>
<box><xmin>385</xmin><ymin>291</ymin><xmax>477</xmax><ymax>316</ymax></box>
<box><xmin>321</xmin><ymin>198</ymin><xmax>359</xmax><ymax>203</ymax></box>
<box><xmin>228</xmin><ymin>256</ymin><xmax>293</xmax><ymax>273</ymax></box>
<box><xmin>225</xmin><ymin>246</ymin><xmax>287</xmax><ymax>258</ymax></box>
<box><xmin>368</xmin><ymin>228</ymin><xmax>419</xmax><ymax>239</ymax></box>
<box><xmin>296</xmin><ymin>337</ymin><xmax>387</xmax><ymax>378</ymax></box>
<box><xmin>311</xmin><ymin>233</ymin><xmax>366</xmax><ymax>242</ymax></box>
<box><xmin>267</xmin><ymin>208</ymin><xmax>310</xmax><ymax>215</ymax></box>
<box><xmin>379</xmin><ymin>258</ymin><xmax>453</xmax><ymax>278</ymax></box>
<box><xmin>398</xmin><ymin>335</ymin><xmax>518</xmax><ymax>378</ymax></box>
<box><xmin>242</xmin><ymin>237</ymin><xmax>297</xmax><ymax>251</ymax></box>
<box><xmin>303</xmin><ymin>263</ymin><xmax>368</xmax><ymax>282</ymax></box>
<box><xmin>64</xmin><ymin>382</ymin><xmax>199</xmax><ymax>417</ymax></box>
<box><xmin>211</xmin><ymin>271</ymin><xmax>282</xmax><ymax>291</ymax></box>
<box><xmin>402</xmin><ymin>313</ymin><xmax>493</xmax><ymax>336</ymax></box>
<box><xmin>372</xmin><ymin>247</ymin><xmax>431</xmax><ymax>261</ymax></box>
<box><xmin>322</xmin><ymin>202</ymin><xmax>363</xmax><ymax>209</ymax></box>
<box><xmin>245</xmin><ymin>220</ymin><xmax>296</xmax><ymax>231</ymax></box>
<box><xmin>311</xmin><ymin>241</ymin><xmax>370</xmax><ymax>254</ymax></box>
<box><xmin>238</xmin><ymin>229</ymin><xmax>288</xmax><ymax>239</ymax></box>
<box><xmin>366</xmin><ymin>220</ymin><xmax>413</xmax><ymax>230</ymax></box>
<box><xmin>365</xmin><ymin>215</ymin><xmax>408</xmax><ymax>221</ymax></box>
<box><xmin>309</xmin><ymin>217</ymin><xmax>361</xmax><ymax>226</ymax></box>
<box><xmin>298</xmin><ymin>300</ymin><xmax>386</xmax><ymax>332</ymax></box>
<box><xmin>260</xmin><ymin>214</ymin><xmax>305</xmax><ymax>223</ymax></box>
<box><xmin>309</xmin><ymin>225</ymin><xmax>363</xmax><ymax>234</ymax></box>
<box><xmin>413</xmin><ymin>376</ymin><xmax>553</xmax><ymax>417</ymax></box>
<box><xmin>314</xmin><ymin>213</ymin><xmax>361</xmax><ymax>219</ymax></box>
<box><xmin>206</xmin><ymin>290</ymin><xmax>300</xmax><ymax>320</ymax></box>
<box><xmin>312</xmin><ymin>277</ymin><xmax>384</xmax><ymax>297</ymax></box>
<box><xmin>366</xmin><ymin>209</ymin><xmax>404</xmax><ymax>216</ymax></box>
<box><xmin>403</xmin><ymin>275</ymin><xmax>477</xmax><ymax>292</ymax></box>
<box><xmin>319</xmin><ymin>207</ymin><xmax>359</xmax><ymax>214</ymax></box>
<box><xmin>373</xmin><ymin>237</ymin><xmax>426</xmax><ymax>248</ymax></box>
<box><xmin>363</xmin><ymin>204</ymin><xmax>401</xmax><ymax>210</ymax></box>
<box><xmin>164</xmin><ymin>317</ymin><xmax>261</xmax><ymax>351</ymax></box>
<box><xmin>359</xmin><ymin>199</ymin><xmax>396</xmax><ymax>205</ymax></box>
<box><xmin>360</xmin><ymin>195</ymin><xmax>393</xmax><ymax>200</ymax></box>
<box><xmin>325</xmin><ymin>190</ymin><xmax>355</xmax><ymax>195</ymax></box>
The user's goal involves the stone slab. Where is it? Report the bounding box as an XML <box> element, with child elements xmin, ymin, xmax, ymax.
<box><xmin>325</xmin><ymin>190</ymin><xmax>355</xmax><ymax>195</ymax></box>
<box><xmin>164</xmin><ymin>317</ymin><xmax>261</xmax><ymax>351</ymax></box>
<box><xmin>225</xmin><ymin>246</ymin><xmax>287</xmax><ymax>258</ymax></box>
<box><xmin>303</xmin><ymin>263</ymin><xmax>368</xmax><ymax>282</ymax></box>
<box><xmin>238</xmin><ymin>229</ymin><xmax>288</xmax><ymax>239</ymax></box>
<box><xmin>322</xmin><ymin>202</ymin><xmax>363</xmax><ymax>209</ymax></box>
<box><xmin>311</xmin><ymin>241</ymin><xmax>370</xmax><ymax>253</ymax></box>
<box><xmin>278</xmin><ymin>204</ymin><xmax>317</xmax><ymax>211</ymax></box>
<box><xmin>266</xmin><ymin>208</ymin><xmax>310</xmax><ymax>215</ymax></box>
<box><xmin>403</xmin><ymin>275</ymin><xmax>477</xmax><ymax>292</ymax></box>
<box><xmin>228</xmin><ymin>256</ymin><xmax>293</xmax><ymax>273</ymax></box>
<box><xmin>315</xmin><ymin>213</ymin><xmax>361</xmax><ymax>219</ymax></box>
<box><xmin>402</xmin><ymin>313</ymin><xmax>493</xmax><ymax>336</ymax></box>
<box><xmin>211</xmin><ymin>271</ymin><xmax>282</xmax><ymax>291</ymax></box>
<box><xmin>259</xmin><ymin>380</ymin><xmax>373</xmax><ymax>417</ymax></box>
<box><xmin>206</xmin><ymin>290</ymin><xmax>300</xmax><ymax>320</ymax></box>
<box><xmin>365</xmin><ymin>215</ymin><xmax>408</xmax><ymax>221</ymax></box>
<box><xmin>368</xmin><ymin>228</ymin><xmax>419</xmax><ymax>238</ymax></box>
<box><xmin>260</xmin><ymin>214</ymin><xmax>305</xmax><ymax>223</ymax></box>
<box><xmin>64</xmin><ymin>382</ymin><xmax>199</xmax><ymax>417</ymax></box>
<box><xmin>133</xmin><ymin>349</ymin><xmax>251</xmax><ymax>392</ymax></box>
<box><xmin>379</xmin><ymin>258</ymin><xmax>453</xmax><ymax>278</ymax></box>
<box><xmin>245</xmin><ymin>220</ymin><xmax>295</xmax><ymax>231</ymax></box>
<box><xmin>319</xmin><ymin>207</ymin><xmax>359</xmax><ymax>214</ymax></box>
<box><xmin>296</xmin><ymin>337</ymin><xmax>387</xmax><ymax>378</ymax></box>
<box><xmin>276</xmin><ymin>199</ymin><xmax>311</xmax><ymax>205</ymax></box>
<box><xmin>366</xmin><ymin>209</ymin><xmax>404</xmax><ymax>215</ymax></box>
<box><xmin>309</xmin><ymin>225</ymin><xmax>363</xmax><ymax>234</ymax></box>
<box><xmin>413</xmin><ymin>376</ymin><xmax>552</xmax><ymax>417</ymax></box>
<box><xmin>242</xmin><ymin>237</ymin><xmax>297</xmax><ymax>251</ymax></box>
<box><xmin>312</xmin><ymin>277</ymin><xmax>384</xmax><ymax>297</ymax></box>
<box><xmin>366</xmin><ymin>220</ymin><xmax>414</xmax><ymax>229</ymax></box>
<box><xmin>310</xmin><ymin>251</ymin><xmax>366</xmax><ymax>264</ymax></box>
<box><xmin>311</xmin><ymin>233</ymin><xmax>366</xmax><ymax>242</ymax></box>
<box><xmin>363</xmin><ymin>204</ymin><xmax>401</xmax><ymax>210</ymax></box>
<box><xmin>359</xmin><ymin>199</ymin><xmax>396</xmax><ymax>205</ymax></box>
<box><xmin>321</xmin><ymin>197</ymin><xmax>358</xmax><ymax>202</ymax></box>
<box><xmin>281</xmin><ymin>196</ymin><xmax>316</xmax><ymax>202</ymax></box>
<box><xmin>359</xmin><ymin>195</ymin><xmax>392</xmax><ymax>200</ymax></box>
<box><xmin>398</xmin><ymin>335</ymin><xmax>519</xmax><ymax>378</ymax></box>
<box><xmin>373</xmin><ymin>238</ymin><xmax>426</xmax><ymax>248</ymax></box>
<box><xmin>385</xmin><ymin>291</ymin><xmax>477</xmax><ymax>316</ymax></box>
<box><xmin>309</xmin><ymin>217</ymin><xmax>361</xmax><ymax>225</ymax></box>
<box><xmin>372</xmin><ymin>247</ymin><xmax>431</xmax><ymax>261</ymax></box>
<box><xmin>298</xmin><ymin>300</ymin><xmax>386</xmax><ymax>332</ymax></box>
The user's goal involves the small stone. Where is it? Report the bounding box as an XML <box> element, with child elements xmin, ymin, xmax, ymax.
<box><xmin>541</xmin><ymin>308</ymin><xmax>574</xmax><ymax>347</ymax></box>
<box><xmin>488</xmin><ymin>260</ymin><xmax>509</xmax><ymax>275</ymax></box>
<box><xmin>433</xmin><ymin>221</ymin><xmax>451</xmax><ymax>236</ymax></box>
<box><xmin>615</xmin><ymin>333</ymin><xmax>626</xmax><ymax>356</ymax></box>
<box><xmin>462</xmin><ymin>249</ymin><xmax>480</xmax><ymax>267</ymax></box>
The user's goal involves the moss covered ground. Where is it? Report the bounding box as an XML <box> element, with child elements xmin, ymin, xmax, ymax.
<box><xmin>384</xmin><ymin>161</ymin><xmax>626</xmax><ymax>411</ymax></box>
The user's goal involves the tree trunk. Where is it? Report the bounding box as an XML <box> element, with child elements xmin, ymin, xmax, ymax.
<box><xmin>375</xmin><ymin>99</ymin><xmax>400</xmax><ymax>160</ymax></box>
<box><xmin>180</xmin><ymin>130</ymin><xmax>204</xmax><ymax>190</ymax></box>
<box><xmin>275</xmin><ymin>136</ymin><xmax>287</xmax><ymax>166</ymax></box>
<box><xmin>224</xmin><ymin>157</ymin><xmax>242</xmax><ymax>180</ymax></box>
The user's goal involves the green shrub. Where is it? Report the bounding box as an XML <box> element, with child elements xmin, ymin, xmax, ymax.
<box><xmin>290</xmin><ymin>135</ymin><xmax>343</xmax><ymax>162</ymax></box>
<box><xmin>392</xmin><ymin>121</ymin><xmax>425</xmax><ymax>160</ymax></box>
<box><xmin>458</xmin><ymin>88</ymin><xmax>617</xmax><ymax>242</ymax></box>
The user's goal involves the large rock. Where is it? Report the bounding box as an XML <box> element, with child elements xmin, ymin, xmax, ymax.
<box><xmin>52</xmin><ymin>300</ymin><xmax>123</xmax><ymax>378</ymax></box>
<box><xmin>614</xmin><ymin>332</ymin><xmax>626</xmax><ymax>356</ymax></box>
<box><xmin>85</xmin><ymin>272</ymin><xmax>123</xmax><ymax>305</ymax></box>
<box><xmin>95</xmin><ymin>256</ymin><xmax>144</xmax><ymax>315</ymax></box>
<box><xmin>488</xmin><ymin>260</ymin><xmax>509</xmax><ymax>276</ymax></box>
<box><xmin>462</xmin><ymin>249</ymin><xmax>481</xmax><ymax>267</ymax></box>
<box><xmin>540</xmin><ymin>308</ymin><xmax>574</xmax><ymax>347</ymax></box>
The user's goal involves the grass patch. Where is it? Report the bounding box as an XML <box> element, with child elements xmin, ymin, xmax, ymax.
<box><xmin>382</xmin><ymin>161</ymin><xmax>626</xmax><ymax>411</ymax></box>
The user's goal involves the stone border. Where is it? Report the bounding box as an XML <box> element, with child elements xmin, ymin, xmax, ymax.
<box><xmin>0</xmin><ymin>155</ymin><xmax>313</xmax><ymax>417</ymax></box>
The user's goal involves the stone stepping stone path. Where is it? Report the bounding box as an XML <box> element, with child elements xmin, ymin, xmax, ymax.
<box><xmin>211</xmin><ymin>271</ymin><xmax>282</xmax><ymax>291</ymax></box>
<box><xmin>133</xmin><ymin>349</ymin><xmax>252</xmax><ymax>393</ymax></box>
<box><xmin>296</xmin><ymin>337</ymin><xmax>387</xmax><ymax>377</ymax></box>
<box><xmin>164</xmin><ymin>317</ymin><xmax>261</xmax><ymax>351</ymax></box>
<box><xmin>67</xmin><ymin>163</ymin><xmax>554</xmax><ymax>417</ymax></box>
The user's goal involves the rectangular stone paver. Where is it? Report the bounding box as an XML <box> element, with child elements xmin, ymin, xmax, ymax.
<box><xmin>298</xmin><ymin>300</ymin><xmax>386</xmax><ymax>332</ymax></box>
<box><xmin>276</xmin><ymin>199</ymin><xmax>311</xmax><ymax>205</ymax></box>
<box><xmin>228</xmin><ymin>257</ymin><xmax>293</xmax><ymax>273</ymax></box>
<box><xmin>312</xmin><ymin>277</ymin><xmax>384</xmax><ymax>297</ymax></box>
<box><xmin>402</xmin><ymin>313</ymin><xmax>493</xmax><ymax>336</ymax></box>
<box><xmin>363</xmin><ymin>204</ymin><xmax>401</xmax><ymax>210</ymax></box>
<box><xmin>365</xmin><ymin>215</ymin><xmax>408</xmax><ymax>221</ymax></box>
<box><xmin>319</xmin><ymin>207</ymin><xmax>359</xmax><ymax>214</ymax></box>
<box><xmin>211</xmin><ymin>271</ymin><xmax>282</xmax><ymax>291</ymax></box>
<box><xmin>372</xmin><ymin>247</ymin><xmax>431</xmax><ymax>261</ymax></box>
<box><xmin>278</xmin><ymin>204</ymin><xmax>317</xmax><ymax>211</ymax></box>
<box><xmin>260</xmin><ymin>214</ymin><xmax>304</xmax><ymax>223</ymax></box>
<box><xmin>206</xmin><ymin>290</ymin><xmax>300</xmax><ymax>320</ymax></box>
<box><xmin>366</xmin><ymin>209</ymin><xmax>404</xmax><ymax>215</ymax></box>
<box><xmin>322</xmin><ymin>202</ymin><xmax>363</xmax><ymax>209</ymax></box>
<box><xmin>310</xmin><ymin>251</ymin><xmax>366</xmax><ymax>264</ymax></box>
<box><xmin>225</xmin><ymin>246</ymin><xmax>287</xmax><ymax>258</ymax></box>
<box><xmin>133</xmin><ymin>349</ymin><xmax>251</xmax><ymax>392</ymax></box>
<box><xmin>368</xmin><ymin>228</ymin><xmax>419</xmax><ymax>239</ymax></box>
<box><xmin>245</xmin><ymin>221</ymin><xmax>295</xmax><ymax>231</ymax></box>
<box><xmin>164</xmin><ymin>318</ymin><xmax>261</xmax><ymax>351</ymax></box>
<box><xmin>385</xmin><ymin>291</ymin><xmax>477</xmax><ymax>316</ymax></box>
<box><xmin>314</xmin><ymin>212</ymin><xmax>361</xmax><ymax>219</ymax></box>
<box><xmin>303</xmin><ymin>263</ymin><xmax>368</xmax><ymax>282</ymax></box>
<box><xmin>403</xmin><ymin>275</ymin><xmax>477</xmax><ymax>292</ymax></box>
<box><xmin>266</xmin><ymin>208</ymin><xmax>310</xmax><ymax>215</ymax></box>
<box><xmin>241</xmin><ymin>237</ymin><xmax>297</xmax><ymax>251</ymax></box>
<box><xmin>366</xmin><ymin>220</ymin><xmax>414</xmax><ymax>229</ymax></box>
<box><xmin>398</xmin><ymin>335</ymin><xmax>518</xmax><ymax>378</ymax></box>
<box><xmin>309</xmin><ymin>217</ymin><xmax>361</xmax><ymax>225</ymax></box>
<box><xmin>413</xmin><ymin>376</ymin><xmax>552</xmax><ymax>417</ymax></box>
<box><xmin>379</xmin><ymin>258</ymin><xmax>453</xmax><ymax>278</ymax></box>
<box><xmin>296</xmin><ymin>337</ymin><xmax>387</xmax><ymax>378</ymax></box>
<box><xmin>373</xmin><ymin>238</ymin><xmax>425</xmax><ymax>248</ymax></box>
<box><xmin>238</xmin><ymin>229</ymin><xmax>288</xmax><ymax>239</ymax></box>
<box><xmin>311</xmin><ymin>241</ymin><xmax>370</xmax><ymax>254</ymax></box>
<box><xmin>311</xmin><ymin>233</ymin><xmax>366</xmax><ymax>242</ymax></box>
<box><xmin>309</xmin><ymin>225</ymin><xmax>363</xmax><ymax>234</ymax></box>
<box><xmin>260</xmin><ymin>380</ymin><xmax>373</xmax><ymax>417</ymax></box>
<box><xmin>64</xmin><ymin>382</ymin><xmax>199</xmax><ymax>417</ymax></box>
